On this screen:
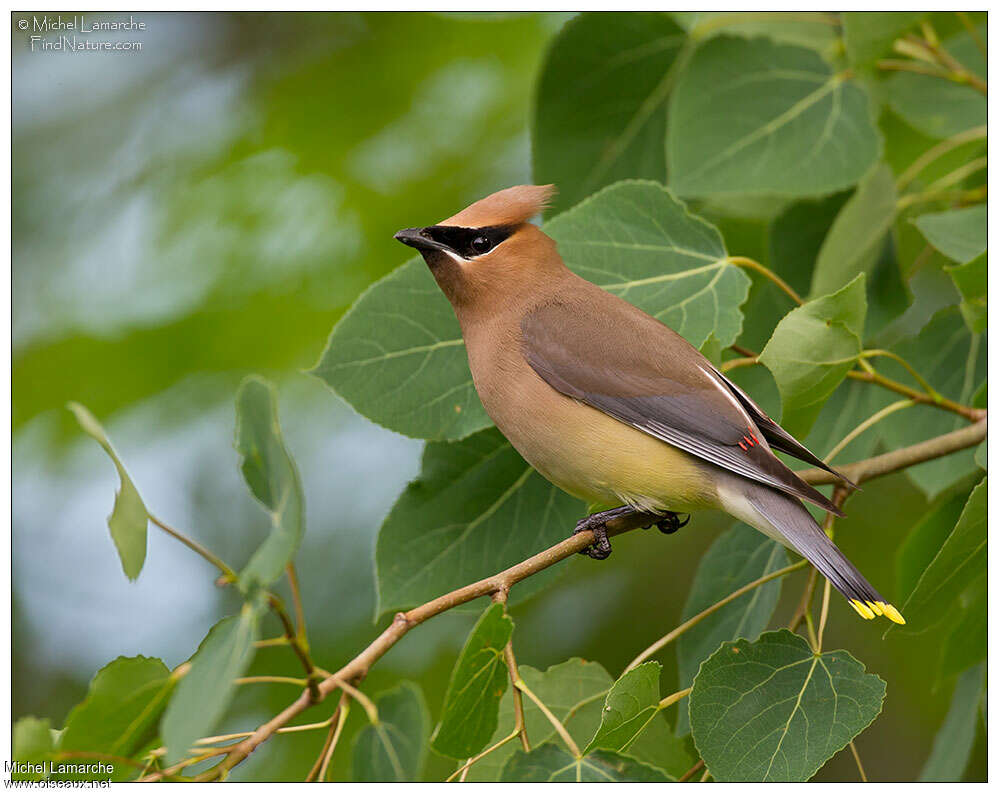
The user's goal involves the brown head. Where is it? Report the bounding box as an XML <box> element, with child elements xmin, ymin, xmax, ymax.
<box><xmin>394</xmin><ymin>185</ymin><xmax>566</xmax><ymax>311</ymax></box>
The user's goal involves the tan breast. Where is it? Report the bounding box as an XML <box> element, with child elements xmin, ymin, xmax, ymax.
<box><xmin>461</xmin><ymin>309</ymin><xmax>718</xmax><ymax>514</ymax></box>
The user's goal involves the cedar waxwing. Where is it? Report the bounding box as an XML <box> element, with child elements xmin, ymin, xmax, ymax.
<box><xmin>394</xmin><ymin>185</ymin><xmax>904</xmax><ymax>624</ymax></box>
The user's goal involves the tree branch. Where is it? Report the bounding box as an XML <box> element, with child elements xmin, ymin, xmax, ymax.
<box><xmin>798</xmin><ymin>418</ymin><xmax>986</xmax><ymax>486</ymax></box>
<box><xmin>204</xmin><ymin>418</ymin><xmax>987</xmax><ymax>778</ymax></box>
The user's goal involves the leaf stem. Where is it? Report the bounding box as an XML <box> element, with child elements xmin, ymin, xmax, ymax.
<box><xmin>286</xmin><ymin>562</ymin><xmax>309</xmax><ymax>648</ymax></box>
<box><xmin>657</xmin><ymin>687</ymin><xmax>691</xmax><ymax>710</ymax></box>
<box><xmin>235</xmin><ymin>675</ymin><xmax>308</xmax><ymax>687</ymax></box>
<box><xmin>956</xmin><ymin>12</ymin><xmax>986</xmax><ymax>59</ymax></box>
<box><xmin>267</xmin><ymin>593</ymin><xmax>321</xmax><ymax>703</ymax></box>
<box><xmin>727</xmin><ymin>256</ymin><xmax>802</xmax><ymax>305</ymax></box>
<box><xmin>896</xmin><ymin>185</ymin><xmax>986</xmax><ymax>211</ymax></box>
<box><xmin>147</xmin><ymin>514</ymin><xmax>237</xmax><ymax>580</ymax></box>
<box><xmin>849</xmin><ymin>741</ymin><xmax>869</xmax><ymax>782</ymax></box>
<box><xmin>317</xmin><ymin>699</ymin><xmax>350</xmax><ymax>782</ymax></box>
<box><xmin>678</xmin><ymin>759</ymin><xmax>705</xmax><ymax>782</ymax></box>
<box><xmin>447</xmin><ymin>730</ymin><xmax>520</xmax><ymax>782</ymax></box>
<box><xmin>816</xmin><ymin>580</ymin><xmax>832</xmax><ymax>653</ymax></box>
<box><xmin>624</xmin><ymin>560</ymin><xmax>807</xmax><ymax>672</ymax></box>
<box><xmin>305</xmin><ymin>694</ymin><xmax>347</xmax><ymax>782</ymax></box>
<box><xmin>514</xmin><ymin>678</ymin><xmax>580</xmax><ymax>758</ymax></box>
<box><xmin>896</xmin><ymin>125</ymin><xmax>987</xmax><ymax>190</ymax></box>
<box><xmin>824</xmin><ymin>399</ymin><xmax>915</xmax><ymax>463</ymax></box>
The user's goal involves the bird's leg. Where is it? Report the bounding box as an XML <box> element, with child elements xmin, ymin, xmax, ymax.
<box><xmin>572</xmin><ymin>506</ymin><xmax>645</xmax><ymax>560</ymax></box>
<box><xmin>647</xmin><ymin>512</ymin><xmax>691</xmax><ymax>535</ymax></box>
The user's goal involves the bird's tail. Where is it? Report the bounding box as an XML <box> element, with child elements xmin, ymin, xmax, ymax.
<box><xmin>741</xmin><ymin>484</ymin><xmax>905</xmax><ymax>624</ymax></box>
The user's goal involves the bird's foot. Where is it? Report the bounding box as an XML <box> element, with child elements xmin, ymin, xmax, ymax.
<box><xmin>571</xmin><ymin>506</ymin><xmax>635</xmax><ymax>560</ymax></box>
<box><xmin>645</xmin><ymin>511</ymin><xmax>690</xmax><ymax>535</ymax></box>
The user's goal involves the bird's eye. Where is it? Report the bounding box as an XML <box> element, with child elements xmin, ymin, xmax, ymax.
<box><xmin>471</xmin><ymin>236</ymin><xmax>490</xmax><ymax>254</ymax></box>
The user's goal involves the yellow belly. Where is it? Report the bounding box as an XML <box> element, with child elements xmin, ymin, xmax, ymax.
<box><xmin>474</xmin><ymin>354</ymin><xmax>718</xmax><ymax>514</ymax></box>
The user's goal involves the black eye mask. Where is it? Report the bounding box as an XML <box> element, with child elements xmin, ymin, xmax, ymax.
<box><xmin>421</xmin><ymin>224</ymin><xmax>518</xmax><ymax>258</ymax></box>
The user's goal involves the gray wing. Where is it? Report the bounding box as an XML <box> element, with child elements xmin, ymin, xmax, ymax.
<box><xmin>522</xmin><ymin>299</ymin><xmax>845</xmax><ymax>515</ymax></box>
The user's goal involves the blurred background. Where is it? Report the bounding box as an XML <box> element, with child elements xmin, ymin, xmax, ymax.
<box><xmin>12</xmin><ymin>12</ymin><xmax>984</xmax><ymax>781</ymax></box>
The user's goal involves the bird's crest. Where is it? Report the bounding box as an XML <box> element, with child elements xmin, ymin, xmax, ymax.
<box><xmin>441</xmin><ymin>184</ymin><xmax>556</xmax><ymax>228</ymax></box>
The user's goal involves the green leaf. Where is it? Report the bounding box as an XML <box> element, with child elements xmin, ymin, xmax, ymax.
<box><xmin>352</xmin><ymin>682</ymin><xmax>430</xmax><ymax>782</ymax></box>
<box><xmin>759</xmin><ymin>273</ymin><xmax>867</xmax><ymax>437</ymax></box>
<box><xmin>913</xmin><ymin>205</ymin><xmax>987</xmax><ymax>265</ymax></box>
<box><xmin>975</xmin><ymin>440</ymin><xmax>986</xmax><ymax>470</ymax></box>
<box><xmin>887</xmin><ymin>25</ymin><xmax>986</xmax><ymax>139</ymax></box>
<box><xmin>811</xmin><ymin>164</ymin><xmax>897</xmax><ymax>298</ymax></box>
<box><xmin>432</xmin><ymin>602</ymin><xmax>515</xmax><ymax>759</ymax></box>
<box><xmin>948</xmin><ymin>253</ymin><xmax>987</xmax><ymax>333</ymax></box>
<box><xmin>545</xmin><ymin>181</ymin><xmax>748</xmax><ymax>350</ymax></box>
<box><xmin>769</xmin><ymin>192</ymin><xmax>851</xmax><ymax>299</ymax></box>
<box><xmin>689</xmin><ymin>630</ymin><xmax>886</xmax><ymax>782</ymax></box>
<box><xmin>920</xmin><ymin>664</ymin><xmax>985</xmax><ymax>782</ymax></box>
<box><xmin>463</xmin><ymin>657</ymin><xmax>690</xmax><ymax>781</ymax></box>
<box><xmin>313</xmin><ymin>181</ymin><xmax>748</xmax><ymax>440</ymax></box>
<box><xmin>161</xmin><ymin>601</ymin><xmax>262</xmax><ymax>765</ymax></box>
<box><xmin>895</xmin><ymin>475</ymin><xmax>980</xmax><ymax>602</ymax></box>
<box><xmin>235</xmin><ymin>376</ymin><xmax>305</xmax><ymax>588</ymax></box>
<box><xmin>895</xmin><ymin>479</ymin><xmax>986</xmax><ymax>633</ymax></box>
<box><xmin>67</xmin><ymin>402</ymin><xmax>148</xmax><ymax>580</ymax></box>
<box><xmin>501</xmin><ymin>743</ymin><xmax>672</xmax><ymax>782</ymax></box>
<box><xmin>376</xmin><ymin>427</ymin><xmax>582</xmax><ymax>615</ymax></box>
<box><xmin>675</xmin><ymin>524</ymin><xmax>787</xmax><ymax>734</ymax></box>
<box><xmin>676</xmin><ymin>12</ymin><xmax>838</xmax><ymax>52</ymax></box>
<box><xmin>464</xmin><ymin>658</ymin><xmax>608</xmax><ymax>781</ymax></box>
<box><xmin>876</xmin><ymin>307</ymin><xmax>985</xmax><ymax>498</ymax></box>
<box><xmin>13</xmin><ymin>717</ymin><xmax>54</xmax><ymax>780</ymax></box>
<box><xmin>842</xmin><ymin>12</ymin><xmax>924</xmax><ymax>66</ymax></box>
<box><xmin>59</xmin><ymin>656</ymin><xmax>177</xmax><ymax>780</ymax></box>
<box><xmin>667</xmin><ymin>36</ymin><xmax>880</xmax><ymax>198</ymax></box>
<box><xmin>532</xmin><ymin>13</ymin><xmax>687</xmax><ymax>215</ymax></box>
<box><xmin>939</xmin><ymin>577</ymin><xmax>986</xmax><ymax>679</ymax></box>
<box><xmin>310</xmin><ymin>258</ymin><xmax>488</xmax><ymax>441</ymax></box>
<box><xmin>583</xmin><ymin>662</ymin><xmax>663</xmax><ymax>754</ymax></box>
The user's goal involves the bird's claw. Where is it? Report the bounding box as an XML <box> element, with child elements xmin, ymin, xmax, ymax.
<box><xmin>648</xmin><ymin>512</ymin><xmax>690</xmax><ymax>535</ymax></box>
<box><xmin>572</xmin><ymin>506</ymin><xmax>634</xmax><ymax>560</ymax></box>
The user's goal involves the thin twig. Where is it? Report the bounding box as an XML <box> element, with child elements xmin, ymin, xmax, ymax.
<box><xmin>799</xmin><ymin>418</ymin><xmax>986</xmax><ymax>486</ymax></box>
<box><xmin>625</xmin><ymin>561</ymin><xmax>807</xmax><ymax>672</ymax></box>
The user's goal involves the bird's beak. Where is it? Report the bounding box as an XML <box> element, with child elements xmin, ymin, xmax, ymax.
<box><xmin>394</xmin><ymin>227</ymin><xmax>452</xmax><ymax>254</ymax></box>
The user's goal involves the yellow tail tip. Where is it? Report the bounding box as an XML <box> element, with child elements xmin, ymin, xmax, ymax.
<box><xmin>851</xmin><ymin>599</ymin><xmax>876</xmax><ymax>620</ymax></box>
<box><xmin>850</xmin><ymin>599</ymin><xmax>905</xmax><ymax>624</ymax></box>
